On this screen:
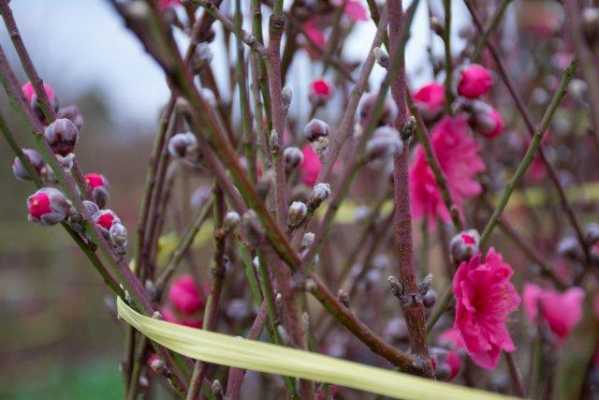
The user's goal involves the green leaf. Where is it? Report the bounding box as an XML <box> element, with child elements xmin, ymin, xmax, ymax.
<box><xmin>117</xmin><ymin>298</ymin><xmax>518</xmax><ymax>400</ymax></box>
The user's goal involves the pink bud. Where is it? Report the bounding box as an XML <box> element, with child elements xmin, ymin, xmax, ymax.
<box><xmin>12</xmin><ymin>148</ymin><xmax>46</xmax><ymax>181</ymax></box>
<box><xmin>27</xmin><ymin>187</ymin><xmax>71</xmax><ymax>225</ymax></box>
<box><xmin>85</xmin><ymin>173</ymin><xmax>110</xmax><ymax>207</ymax></box>
<box><xmin>457</xmin><ymin>64</ymin><xmax>493</xmax><ymax>99</ymax></box>
<box><xmin>309</xmin><ymin>78</ymin><xmax>333</xmax><ymax>103</ymax></box>
<box><xmin>300</xmin><ymin>145</ymin><xmax>321</xmax><ymax>187</ymax></box>
<box><xmin>168</xmin><ymin>274</ymin><xmax>205</xmax><ymax>314</ymax></box>
<box><xmin>85</xmin><ymin>173</ymin><xmax>108</xmax><ymax>189</ymax></box>
<box><xmin>21</xmin><ymin>81</ymin><xmax>59</xmax><ymax>123</ymax></box>
<box><xmin>159</xmin><ymin>0</ymin><xmax>180</xmax><ymax>11</ymax></box>
<box><xmin>147</xmin><ymin>354</ymin><xmax>164</xmax><ymax>374</ymax></box>
<box><xmin>44</xmin><ymin>118</ymin><xmax>79</xmax><ymax>156</ymax></box>
<box><xmin>93</xmin><ymin>209</ymin><xmax>121</xmax><ymax>234</ymax></box>
<box><xmin>413</xmin><ymin>82</ymin><xmax>445</xmax><ymax>121</ymax></box>
<box><xmin>449</xmin><ymin>229</ymin><xmax>480</xmax><ymax>264</ymax></box>
<box><xmin>469</xmin><ymin>101</ymin><xmax>504</xmax><ymax>139</ymax></box>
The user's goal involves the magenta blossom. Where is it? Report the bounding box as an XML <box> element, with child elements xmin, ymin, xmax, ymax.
<box><xmin>457</xmin><ymin>64</ymin><xmax>493</xmax><ymax>99</ymax></box>
<box><xmin>453</xmin><ymin>248</ymin><xmax>521</xmax><ymax>369</ymax></box>
<box><xmin>301</xmin><ymin>145</ymin><xmax>321</xmax><ymax>187</ymax></box>
<box><xmin>21</xmin><ymin>81</ymin><xmax>55</xmax><ymax>104</ymax></box>
<box><xmin>168</xmin><ymin>274</ymin><xmax>205</xmax><ymax>314</ymax></box>
<box><xmin>309</xmin><ymin>78</ymin><xmax>333</xmax><ymax>103</ymax></box>
<box><xmin>409</xmin><ymin>116</ymin><xmax>485</xmax><ymax>224</ymax></box>
<box><xmin>523</xmin><ymin>283</ymin><xmax>584</xmax><ymax>343</ymax></box>
<box><xmin>413</xmin><ymin>82</ymin><xmax>445</xmax><ymax>121</ymax></box>
<box><xmin>332</xmin><ymin>0</ymin><xmax>368</xmax><ymax>21</ymax></box>
<box><xmin>159</xmin><ymin>0</ymin><xmax>180</xmax><ymax>11</ymax></box>
<box><xmin>302</xmin><ymin>19</ymin><xmax>325</xmax><ymax>59</ymax></box>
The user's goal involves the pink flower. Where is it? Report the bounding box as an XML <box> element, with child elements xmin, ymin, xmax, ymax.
<box><xmin>159</xmin><ymin>0</ymin><xmax>180</xmax><ymax>11</ymax></box>
<box><xmin>303</xmin><ymin>19</ymin><xmax>325</xmax><ymax>59</ymax></box>
<box><xmin>453</xmin><ymin>248</ymin><xmax>521</xmax><ymax>369</ymax></box>
<box><xmin>21</xmin><ymin>81</ymin><xmax>55</xmax><ymax>104</ymax></box>
<box><xmin>161</xmin><ymin>307</ymin><xmax>203</xmax><ymax>328</ymax></box>
<box><xmin>301</xmin><ymin>145</ymin><xmax>321</xmax><ymax>187</ymax></box>
<box><xmin>332</xmin><ymin>0</ymin><xmax>368</xmax><ymax>21</ymax></box>
<box><xmin>309</xmin><ymin>78</ymin><xmax>333</xmax><ymax>102</ymax></box>
<box><xmin>85</xmin><ymin>173</ymin><xmax>108</xmax><ymax>189</ymax></box>
<box><xmin>437</xmin><ymin>328</ymin><xmax>463</xmax><ymax>380</ymax></box>
<box><xmin>169</xmin><ymin>274</ymin><xmax>205</xmax><ymax>314</ymax></box>
<box><xmin>27</xmin><ymin>187</ymin><xmax>71</xmax><ymax>225</ymax></box>
<box><xmin>469</xmin><ymin>101</ymin><xmax>504</xmax><ymax>139</ymax></box>
<box><xmin>457</xmin><ymin>64</ymin><xmax>493</xmax><ymax>99</ymax></box>
<box><xmin>410</xmin><ymin>116</ymin><xmax>485</xmax><ymax>224</ymax></box>
<box><xmin>413</xmin><ymin>82</ymin><xmax>445</xmax><ymax>121</ymax></box>
<box><xmin>523</xmin><ymin>283</ymin><xmax>584</xmax><ymax>343</ymax></box>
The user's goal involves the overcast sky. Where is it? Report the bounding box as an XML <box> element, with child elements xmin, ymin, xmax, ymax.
<box><xmin>0</xmin><ymin>0</ymin><xmax>469</xmax><ymax>130</ymax></box>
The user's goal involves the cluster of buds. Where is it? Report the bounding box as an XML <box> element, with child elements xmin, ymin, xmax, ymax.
<box><xmin>85</xmin><ymin>173</ymin><xmax>110</xmax><ymax>208</ymax></box>
<box><xmin>27</xmin><ymin>187</ymin><xmax>72</xmax><ymax>225</ymax></box>
<box><xmin>449</xmin><ymin>229</ymin><xmax>480</xmax><ymax>265</ymax></box>
<box><xmin>93</xmin><ymin>209</ymin><xmax>128</xmax><ymax>255</ymax></box>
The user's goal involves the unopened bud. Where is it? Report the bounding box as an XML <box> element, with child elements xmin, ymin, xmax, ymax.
<box><xmin>242</xmin><ymin>210</ymin><xmax>264</xmax><ymax>247</ymax></box>
<box><xmin>21</xmin><ymin>81</ymin><xmax>59</xmax><ymax>123</ymax></box>
<box><xmin>12</xmin><ymin>148</ymin><xmax>46</xmax><ymax>181</ymax></box>
<box><xmin>373</xmin><ymin>47</ymin><xmax>389</xmax><ymax>68</ymax></box>
<box><xmin>282</xmin><ymin>86</ymin><xmax>293</xmax><ymax>112</ymax></box>
<box><xmin>288</xmin><ymin>201</ymin><xmax>308</xmax><ymax>227</ymax></box>
<box><xmin>256</xmin><ymin>169</ymin><xmax>275</xmax><ymax>200</ymax></box>
<box><xmin>191</xmin><ymin>43</ymin><xmax>213</xmax><ymax>73</ymax></box>
<box><xmin>586</xmin><ymin>223</ymin><xmax>599</xmax><ymax>245</ymax></box>
<box><xmin>109</xmin><ymin>222</ymin><xmax>128</xmax><ymax>253</ymax></box>
<box><xmin>365</xmin><ymin>126</ymin><xmax>404</xmax><ymax>161</ymax></box>
<box><xmin>582</xmin><ymin>7</ymin><xmax>599</xmax><ymax>45</ymax></box>
<box><xmin>302</xmin><ymin>232</ymin><xmax>315</xmax><ymax>249</ymax></box>
<box><xmin>468</xmin><ymin>101</ymin><xmax>504</xmax><ymax>139</ymax></box>
<box><xmin>422</xmin><ymin>289</ymin><xmax>437</xmax><ymax>308</ymax></box>
<box><xmin>283</xmin><ymin>146</ymin><xmax>304</xmax><ymax>171</ymax></box>
<box><xmin>223</xmin><ymin>211</ymin><xmax>241</xmax><ymax>232</ymax></box>
<box><xmin>303</xmin><ymin>118</ymin><xmax>330</xmax><ymax>142</ymax></box>
<box><xmin>358</xmin><ymin>92</ymin><xmax>397</xmax><ymax>128</ymax></box>
<box><xmin>93</xmin><ymin>209</ymin><xmax>121</xmax><ymax>238</ymax></box>
<box><xmin>147</xmin><ymin>354</ymin><xmax>165</xmax><ymax>374</ymax></box>
<box><xmin>211</xmin><ymin>380</ymin><xmax>223</xmax><ymax>396</ymax></box>
<box><xmin>449</xmin><ymin>229</ymin><xmax>480</xmax><ymax>264</ymax></box>
<box><xmin>57</xmin><ymin>105</ymin><xmax>84</xmax><ymax>131</ymax></box>
<box><xmin>310</xmin><ymin>182</ymin><xmax>331</xmax><ymax>205</ymax></box>
<box><xmin>27</xmin><ymin>187</ymin><xmax>72</xmax><ymax>225</ymax></box>
<box><xmin>85</xmin><ymin>173</ymin><xmax>110</xmax><ymax>208</ymax></box>
<box><xmin>558</xmin><ymin>236</ymin><xmax>583</xmax><ymax>260</ymax></box>
<box><xmin>168</xmin><ymin>132</ymin><xmax>198</xmax><ymax>159</ymax></box>
<box><xmin>309</xmin><ymin>78</ymin><xmax>333</xmax><ymax>104</ymax></box>
<box><xmin>44</xmin><ymin>118</ymin><xmax>79</xmax><ymax>156</ymax></box>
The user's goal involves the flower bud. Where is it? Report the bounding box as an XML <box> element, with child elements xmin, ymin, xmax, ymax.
<box><xmin>109</xmin><ymin>222</ymin><xmax>128</xmax><ymax>252</ymax></box>
<box><xmin>358</xmin><ymin>92</ymin><xmax>397</xmax><ymax>128</ymax></box>
<box><xmin>82</xmin><ymin>200</ymin><xmax>100</xmax><ymax>217</ymax></box>
<box><xmin>283</xmin><ymin>146</ymin><xmax>304</xmax><ymax>171</ymax></box>
<box><xmin>449</xmin><ymin>229</ymin><xmax>480</xmax><ymax>264</ymax></box>
<box><xmin>93</xmin><ymin>209</ymin><xmax>121</xmax><ymax>237</ymax></box>
<box><xmin>44</xmin><ymin>118</ymin><xmax>79</xmax><ymax>156</ymax></box>
<box><xmin>457</xmin><ymin>64</ymin><xmax>493</xmax><ymax>99</ymax></box>
<box><xmin>373</xmin><ymin>47</ymin><xmax>389</xmax><ymax>68</ymax></box>
<box><xmin>256</xmin><ymin>169</ymin><xmax>275</xmax><ymax>199</ymax></box>
<box><xmin>12</xmin><ymin>148</ymin><xmax>46</xmax><ymax>181</ymax></box>
<box><xmin>468</xmin><ymin>101</ymin><xmax>504</xmax><ymax>139</ymax></box>
<box><xmin>309</xmin><ymin>78</ymin><xmax>333</xmax><ymax>104</ymax></box>
<box><xmin>558</xmin><ymin>236</ymin><xmax>583</xmax><ymax>260</ymax></box>
<box><xmin>242</xmin><ymin>210</ymin><xmax>264</xmax><ymax>247</ymax></box>
<box><xmin>21</xmin><ymin>81</ymin><xmax>59</xmax><ymax>123</ymax></box>
<box><xmin>309</xmin><ymin>182</ymin><xmax>331</xmax><ymax>206</ymax></box>
<box><xmin>191</xmin><ymin>43</ymin><xmax>213</xmax><ymax>74</ymax></box>
<box><xmin>282</xmin><ymin>86</ymin><xmax>293</xmax><ymax>112</ymax></box>
<box><xmin>223</xmin><ymin>211</ymin><xmax>241</xmax><ymax>233</ymax></box>
<box><xmin>422</xmin><ymin>289</ymin><xmax>437</xmax><ymax>308</ymax></box>
<box><xmin>27</xmin><ymin>187</ymin><xmax>71</xmax><ymax>225</ymax></box>
<box><xmin>302</xmin><ymin>232</ymin><xmax>315</xmax><ymax>249</ymax></box>
<box><xmin>303</xmin><ymin>118</ymin><xmax>330</xmax><ymax>142</ymax></box>
<box><xmin>288</xmin><ymin>201</ymin><xmax>308</xmax><ymax>227</ymax></box>
<box><xmin>147</xmin><ymin>354</ymin><xmax>165</xmax><ymax>374</ymax></box>
<box><xmin>300</xmin><ymin>145</ymin><xmax>322</xmax><ymax>187</ymax></box>
<box><xmin>365</xmin><ymin>126</ymin><xmax>404</xmax><ymax>161</ymax></box>
<box><xmin>57</xmin><ymin>105</ymin><xmax>84</xmax><ymax>131</ymax></box>
<box><xmin>582</xmin><ymin>7</ymin><xmax>599</xmax><ymax>45</ymax></box>
<box><xmin>586</xmin><ymin>223</ymin><xmax>599</xmax><ymax>245</ymax></box>
<box><xmin>168</xmin><ymin>132</ymin><xmax>198</xmax><ymax>159</ymax></box>
<box><xmin>413</xmin><ymin>82</ymin><xmax>445</xmax><ymax>121</ymax></box>
<box><xmin>85</xmin><ymin>173</ymin><xmax>110</xmax><ymax>208</ymax></box>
